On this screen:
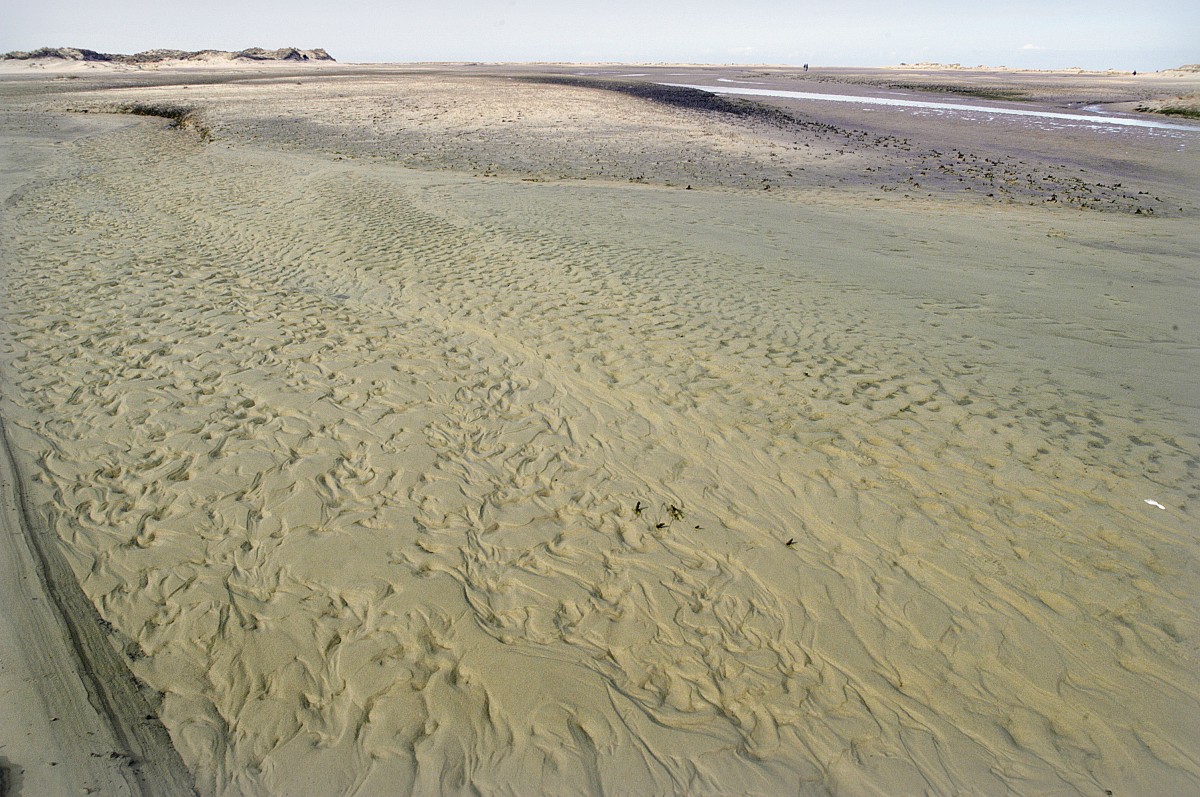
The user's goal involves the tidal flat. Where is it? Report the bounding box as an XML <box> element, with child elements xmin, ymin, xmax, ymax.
<box><xmin>1</xmin><ymin>62</ymin><xmax>1198</xmax><ymax>796</ymax></box>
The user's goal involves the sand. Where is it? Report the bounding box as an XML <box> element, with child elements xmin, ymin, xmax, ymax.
<box><xmin>1</xmin><ymin>63</ymin><xmax>1198</xmax><ymax>796</ymax></box>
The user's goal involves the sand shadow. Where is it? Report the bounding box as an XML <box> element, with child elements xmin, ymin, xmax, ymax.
<box><xmin>0</xmin><ymin>755</ymin><xmax>20</xmax><ymax>797</ymax></box>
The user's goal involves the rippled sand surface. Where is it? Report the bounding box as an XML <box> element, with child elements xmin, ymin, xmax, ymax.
<box><xmin>1</xmin><ymin>66</ymin><xmax>1198</xmax><ymax>796</ymax></box>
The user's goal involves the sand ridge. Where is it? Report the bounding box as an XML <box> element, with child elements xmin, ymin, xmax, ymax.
<box><xmin>1</xmin><ymin>68</ymin><xmax>1198</xmax><ymax>795</ymax></box>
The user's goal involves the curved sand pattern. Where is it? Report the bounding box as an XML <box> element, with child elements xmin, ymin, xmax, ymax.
<box><xmin>1</xmin><ymin>71</ymin><xmax>1198</xmax><ymax>796</ymax></box>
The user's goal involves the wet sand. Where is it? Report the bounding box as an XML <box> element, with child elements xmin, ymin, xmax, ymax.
<box><xmin>1</xmin><ymin>63</ymin><xmax>1198</xmax><ymax>796</ymax></box>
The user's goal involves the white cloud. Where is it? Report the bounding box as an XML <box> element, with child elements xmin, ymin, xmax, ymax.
<box><xmin>1022</xmin><ymin>43</ymin><xmax>1046</xmax><ymax>50</ymax></box>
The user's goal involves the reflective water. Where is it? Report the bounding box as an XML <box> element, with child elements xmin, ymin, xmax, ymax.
<box><xmin>662</xmin><ymin>83</ymin><xmax>1200</xmax><ymax>133</ymax></box>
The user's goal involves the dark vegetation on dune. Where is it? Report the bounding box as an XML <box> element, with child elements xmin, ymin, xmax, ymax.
<box><xmin>2</xmin><ymin>46</ymin><xmax>334</xmax><ymax>63</ymax></box>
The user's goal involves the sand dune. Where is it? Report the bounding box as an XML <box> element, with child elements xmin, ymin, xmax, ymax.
<box><xmin>1</xmin><ymin>67</ymin><xmax>1198</xmax><ymax>795</ymax></box>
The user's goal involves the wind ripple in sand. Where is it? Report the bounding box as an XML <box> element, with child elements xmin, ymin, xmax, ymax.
<box><xmin>1</xmin><ymin>120</ymin><xmax>1197</xmax><ymax>796</ymax></box>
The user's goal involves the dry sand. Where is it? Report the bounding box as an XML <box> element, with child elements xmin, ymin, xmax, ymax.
<box><xmin>1</xmin><ymin>63</ymin><xmax>1198</xmax><ymax>796</ymax></box>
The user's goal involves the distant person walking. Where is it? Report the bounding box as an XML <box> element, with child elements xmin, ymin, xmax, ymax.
<box><xmin>803</xmin><ymin>63</ymin><xmax>809</xmax><ymax>72</ymax></box>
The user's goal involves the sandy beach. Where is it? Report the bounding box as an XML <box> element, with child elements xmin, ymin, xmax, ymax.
<box><xmin>1</xmin><ymin>61</ymin><xmax>1198</xmax><ymax>796</ymax></box>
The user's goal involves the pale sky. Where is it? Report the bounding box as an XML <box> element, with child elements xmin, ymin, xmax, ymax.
<box><xmin>2</xmin><ymin>0</ymin><xmax>1196</xmax><ymax>71</ymax></box>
